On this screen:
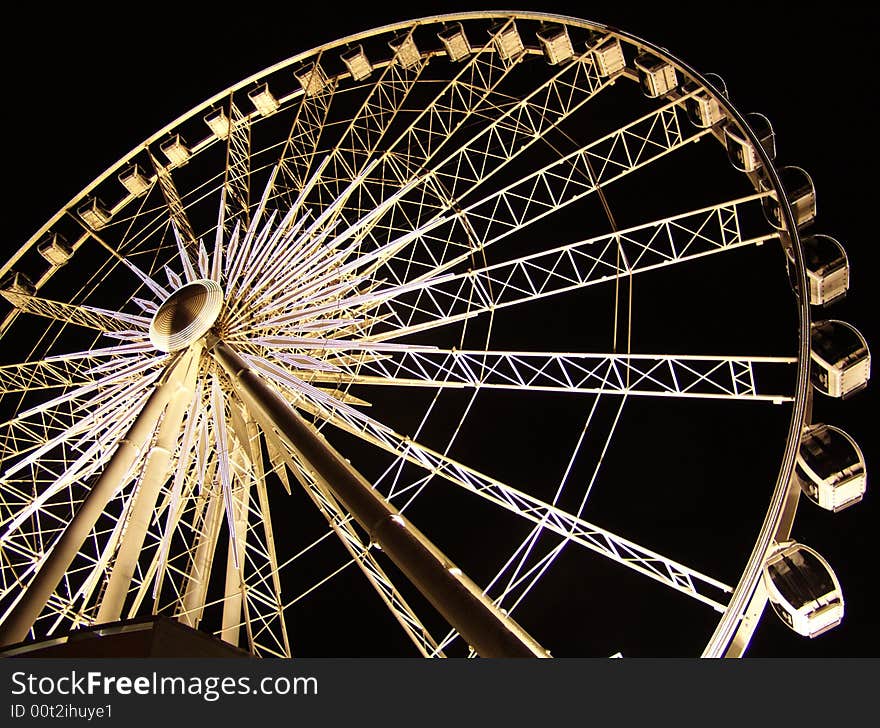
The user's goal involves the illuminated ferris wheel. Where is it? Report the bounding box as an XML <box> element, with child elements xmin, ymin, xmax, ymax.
<box><xmin>0</xmin><ymin>12</ymin><xmax>869</xmax><ymax>657</ymax></box>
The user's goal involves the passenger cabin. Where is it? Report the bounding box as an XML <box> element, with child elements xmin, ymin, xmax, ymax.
<box><xmin>634</xmin><ymin>53</ymin><xmax>677</xmax><ymax>97</ymax></box>
<box><xmin>489</xmin><ymin>21</ymin><xmax>524</xmax><ymax>61</ymax></box>
<box><xmin>724</xmin><ymin>113</ymin><xmax>776</xmax><ymax>172</ymax></box>
<box><xmin>159</xmin><ymin>134</ymin><xmax>190</xmax><ymax>168</ymax></box>
<box><xmin>763</xmin><ymin>166</ymin><xmax>816</xmax><ymax>230</ymax></box>
<box><xmin>800</xmin><ymin>235</ymin><xmax>849</xmax><ymax>306</ymax></box>
<box><xmin>341</xmin><ymin>46</ymin><xmax>373</xmax><ymax>82</ymax></box>
<box><xmin>763</xmin><ymin>542</ymin><xmax>843</xmax><ymax>638</ymax></box>
<box><xmin>593</xmin><ymin>38</ymin><xmax>625</xmax><ymax>77</ymax></box>
<box><xmin>537</xmin><ymin>25</ymin><xmax>574</xmax><ymax>65</ymax></box>
<box><xmin>77</xmin><ymin>197</ymin><xmax>112</xmax><ymax>230</ymax></box>
<box><xmin>294</xmin><ymin>62</ymin><xmax>329</xmax><ymax>96</ymax></box>
<box><xmin>248</xmin><ymin>83</ymin><xmax>280</xmax><ymax>116</ymax></box>
<box><xmin>795</xmin><ymin>424</ymin><xmax>866</xmax><ymax>512</ymax></box>
<box><xmin>37</xmin><ymin>233</ymin><xmax>73</xmax><ymax>266</ymax></box>
<box><xmin>686</xmin><ymin>89</ymin><xmax>725</xmax><ymax>128</ymax></box>
<box><xmin>118</xmin><ymin>163</ymin><xmax>152</xmax><ymax>196</ymax></box>
<box><xmin>204</xmin><ymin>108</ymin><xmax>231</xmax><ymax>139</ymax></box>
<box><xmin>810</xmin><ymin>320</ymin><xmax>870</xmax><ymax>398</ymax></box>
<box><xmin>0</xmin><ymin>271</ymin><xmax>36</xmax><ymax>307</ymax></box>
<box><xmin>389</xmin><ymin>33</ymin><xmax>421</xmax><ymax>70</ymax></box>
<box><xmin>438</xmin><ymin>23</ymin><xmax>472</xmax><ymax>62</ymax></box>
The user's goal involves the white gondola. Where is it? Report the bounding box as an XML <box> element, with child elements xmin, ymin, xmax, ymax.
<box><xmin>159</xmin><ymin>134</ymin><xmax>190</xmax><ymax>167</ymax></box>
<box><xmin>763</xmin><ymin>166</ymin><xmax>816</xmax><ymax>230</ymax></box>
<box><xmin>686</xmin><ymin>89</ymin><xmax>725</xmax><ymax>128</ymax></box>
<box><xmin>593</xmin><ymin>37</ymin><xmax>625</xmax><ymax>77</ymax></box>
<box><xmin>489</xmin><ymin>21</ymin><xmax>524</xmax><ymax>61</ymax></box>
<box><xmin>388</xmin><ymin>33</ymin><xmax>420</xmax><ymax>69</ymax></box>
<box><xmin>77</xmin><ymin>197</ymin><xmax>112</xmax><ymax>230</ymax></box>
<box><xmin>204</xmin><ymin>108</ymin><xmax>231</xmax><ymax>139</ymax></box>
<box><xmin>810</xmin><ymin>320</ymin><xmax>870</xmax><ymax>398</ymax></box>
<box><xmin>795</xmin><ymin>424</ymin><xmax>866</xmax><ymax>512</ymax></box>
<box><xmin>724</xmin><ymin>113</ymin><xmax>776</xmax><ymax>172</ymax></box>
<box><xmin>438</xmin><ymin>23</ymin><xmax>472</xmax><ymax>62</ymax></box>
<box><xmin>763</xmin><ymin>541</ymin><xmax>844</xmax><ymax>638</ymax></box>
<box><xmin>248</xmin><ymin>83</ymin><xmax>280</xmax><ymax>116</ymax></box>
<box><xmin>799</xmin><ymin>234</ymin><xmax>849</xmax><ymax>306</ymax></box>
<box><xmin>537</xmin><ymin>25</ymin><xmax>574</xmax><ymax>65</ymax></box>
<box><xmin>341</xmin><ymin>46</ymin><xmax>373</xmax><ymax>82</ymax></box>
<box><xmin>118</xmin><ymin>163</ymin><xmax>152</xmax><ymax>196</ymax></box>
<box><xmin>634</xmin><ymin>53</ymin><xmax>677</xmax><ymax>97</ymax></box>
<box><xmin>37</xmin><ymin>233</ymin><xmax>73</xmax><ymax>266</ymax></box>
<box><xmin>0</xmin><ymin>270</ymin><xmax>36</xmax><ymax>307</ymax></box>
<box><xmin>294</xmin><ymin>62</ymin><xmax>329</xmax><ymax>96</ymax></box>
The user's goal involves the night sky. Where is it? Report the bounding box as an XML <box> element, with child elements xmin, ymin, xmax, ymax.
<box><xmin>1</xmin><ymin>2</ymin><xmax>876</xmax><ymax>657</ymax></box>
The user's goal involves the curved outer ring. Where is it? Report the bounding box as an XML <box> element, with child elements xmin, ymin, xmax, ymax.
<box><xmin>598</xmin><ymin>20</ymin><xmax>811</xmax><ymax>659</ymax></box>
<box><xmin>0</xmin><ymin>11</ymin><xmax>812</xmax><ymax>657</ymax></box>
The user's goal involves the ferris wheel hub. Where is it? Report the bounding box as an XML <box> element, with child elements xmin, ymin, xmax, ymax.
<box><xmin>149</xmin><ymin>279</ymin><xmax>223</xmax><ymax>352</ymax></box>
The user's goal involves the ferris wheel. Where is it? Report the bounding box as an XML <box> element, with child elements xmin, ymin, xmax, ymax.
<box><xmin>0</xmin><ymin>12</ymin><xmax>869</xmax><ymax>658</ymax></box>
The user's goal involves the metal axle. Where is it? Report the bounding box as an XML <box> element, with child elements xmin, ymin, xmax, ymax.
<box><xmin>210</xmin><ymin>338</ymin><xmax>548</xmax><ymax>658</ymax></box>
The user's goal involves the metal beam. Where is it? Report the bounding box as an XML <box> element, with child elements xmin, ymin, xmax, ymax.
<box><xmin>95</xmin><ymin>347</ymin><xmax>201</xmax><ymax>623</ymax></box>
<box><xmin>210</xmin><ymin>338</ymin><xmax>547</xmax><ymax>658</ymax></box>
<box><xmin>0</xmin><ymin>352</ymin><xmax>188</xmax><ymax>647</ymax></box>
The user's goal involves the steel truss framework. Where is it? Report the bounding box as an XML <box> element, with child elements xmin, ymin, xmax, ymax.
<box><xmin>0</xmin><ymin>12</ymin><xmax>822</xmax><ymax>657</ymax></box>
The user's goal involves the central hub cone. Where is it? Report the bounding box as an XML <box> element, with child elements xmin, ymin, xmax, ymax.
<box><xmin>149</xmin><ymin>279</ymin><xmax>223</xmax><ymax>352</ymax></box>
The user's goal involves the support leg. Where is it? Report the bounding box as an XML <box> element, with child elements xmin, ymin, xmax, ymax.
<box><xmin>96</xmin><ymin>348</ymin><xmax>201</xmax><ymax>623</ymax></box>
<box><xmin>0</xmin><ymin>353</ymin><xmax>189</xmax><ymax>647</ymax></box>
<box><xmin>210</xmin><ymin>339</ymin><xmax>548</xmax><ymax>658</ymax></box>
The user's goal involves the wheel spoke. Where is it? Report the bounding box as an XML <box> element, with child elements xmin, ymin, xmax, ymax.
<box><xmin>281</xmin><ymin>18</ymin><xmax>521</xmax><ymax>205</ymax></box>
<box><xmin>220</xmin><ymin>99</ymin><xmax>253</xmax><ymax>227</ymax></box>
<box><xmin>0</xmin><ymin>344</ymin><xmax>155</xmax><ymax>395</ymax></box>
<box><xmin>240</xmin><ymin>417</ymin><xmax>291</xmax><ymax>657</ymax></box>
<box><xmin>0</xmin><ymin>366</ymin><xmax>164</xmax><ymax>528</ymax></box>
<box><xmin>288</xmin><ymin>28</ymin><xmax>618</xmax><ymax>301</ymax></box>
<box><xmin>262</xmin><ymin>436</ymin><xmax>447</xmax><ymax>657</ymax></box>
<box><xmin>236</xmin><ymin>93</ymin><xmax>715</xmax><ymax>353</ymax></box>
<box><xmin>352</xmin><ymin>92</ymin><xmax>711</xmax><ymax>300</ymax></box>
<box><xmin>265</xmin><ymin>20</ymin><xmax>580</xmax><ymax>310</ymax></box>
<box><xmin>275</xmin><ymin>50</ymin><xmax>338</xmax><ymax>197</ymax></box>
<box><xmin>275</xmin><ymin>26</ymin><xmax>430</xmax><ymax>210</ymax></box>
<box><xmin>326</xmin><ymin>29</ymin><xmax>612</xmax><ymax>247</ymax></box>
<box><xmin>0</xmin><ymin>289</ymin><xmax>150</xmax><ymax>337</ymax></box>
<box><xmin>485</xmin><ymin>394</ymin><xmax>627</xmax><ymax>620</ymax></box>
<box><xmin>306</xmin><ymin>348</ymin><xmax>796</xmax><ymax>401</ymax></box>
<box><xmin>151</xmin><ymin>152</ymin><xmax>199</xmax><ymax>251</ymax></box>
<box><xmin>358</xmin><ymin>194</ymin><xmax>776</xmax><ymax>341</ymax></box>
<box><xmin>296</xmin><ymin>391</ymin><xmax>733</xmax><ymax>610</ymax></box>
<box><xmin>177</xmin><ymin>470</ymin><xmax>225</xmax><ymax>632</ymax></box>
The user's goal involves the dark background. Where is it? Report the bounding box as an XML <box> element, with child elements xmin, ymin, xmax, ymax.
<box><xmin>1</xmin><ymin>1</ymin><xmax>876</xmax><ymax>657</ymax></box>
